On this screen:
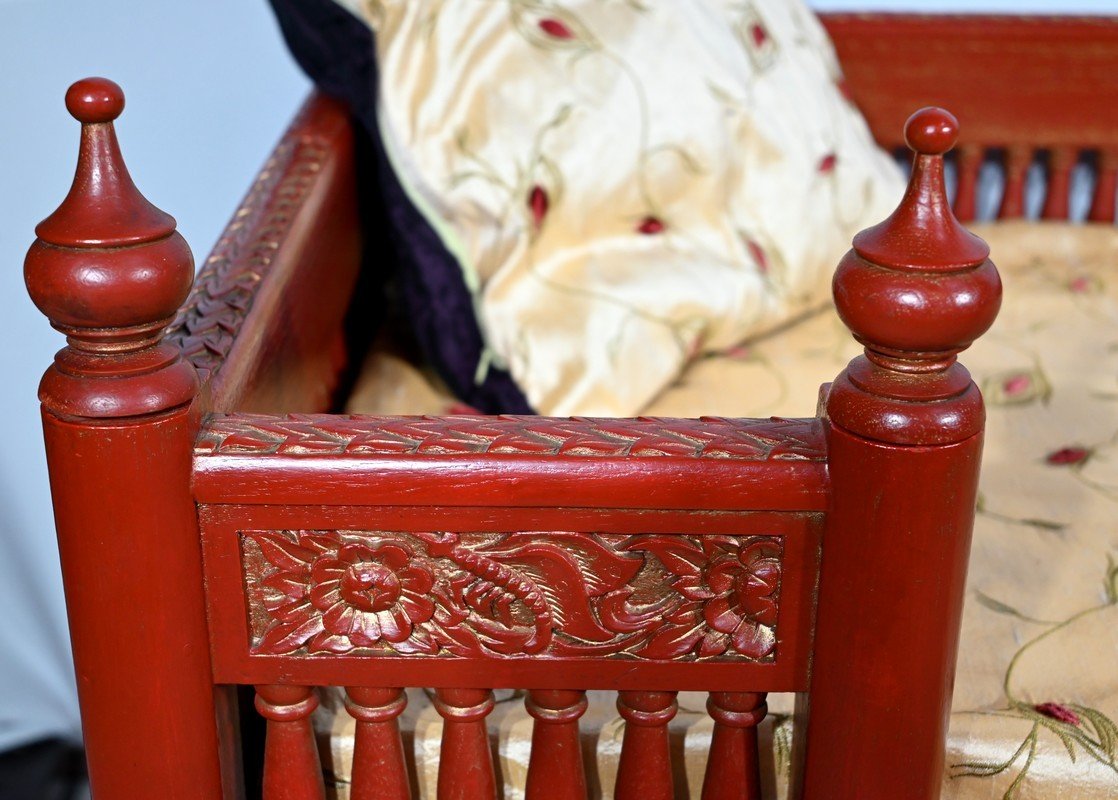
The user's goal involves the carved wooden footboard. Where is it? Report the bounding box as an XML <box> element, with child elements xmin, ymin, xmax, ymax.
<box><xmin>27</xmin><ymin>66</ymin><xmax>1002</xmax><ymax>800</ymax></box>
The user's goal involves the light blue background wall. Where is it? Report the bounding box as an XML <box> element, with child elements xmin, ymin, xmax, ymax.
<box><xmin>0</xmin><ymin>0</ymin><xmax>1115</xmax><ymax>752</ymax></box>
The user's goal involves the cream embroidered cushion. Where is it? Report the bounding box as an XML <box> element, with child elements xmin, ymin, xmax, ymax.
<box><xmin>336</xmin><ymin>0</ymin><xmax>904</xmax><ymax>415</ymax></box>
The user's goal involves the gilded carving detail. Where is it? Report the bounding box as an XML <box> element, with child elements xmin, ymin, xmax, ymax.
<box><xmin>200</xmin><ymin>412</ymin><xmax>826</xmax><ymax>461</ymax></box>
<box><xmin>242</xmin><ymin>530</ymin><xmax>784</xmax><ymax>662</ymax></box>
<box><xmin>166</xmin><ymin>137</ymin><xmax>328</xmax><ymax>379</ymax></box>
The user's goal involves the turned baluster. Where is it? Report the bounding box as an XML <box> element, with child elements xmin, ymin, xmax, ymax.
<box><xmin>345</xmin><ymin>687</ymin><xmax>411</xmax><ymax>800</ymax></box>
<box><xmin>24</xmin><ymin>78</ymin><xmax>224</xmax><ymax>797</ymax></box>
<box><xmin>1041</xmin><ymin>147</ymin><xmax>1075</xmax><ymax>220</ymax></box>
<box><xmin>800</xmin><ymin>108</ymin><xmax>1001</xmax><ymax>799</ymax></box>
<box><xmin>255</xmin><ymin>685</ymin><xmax>327</xmax><ymax>800</ymax></box>
<box><xmin>1089</xmin><ymin>149</ymin><xmax>1118</xmax><ymax>222</ymax></box>
<box><xmin>998</xmin><ymin>144</ymin><xmax>1031</xmax><ymax>218</ymax></box>
<box><xmin>700</xmin><ymin>692</ymin><xmax>766</xmax><ymax>800</ymax></box>
<box><xmin>615</xmin><ymin>691</ymin><xmax>678</xmax><ymax>800</ymax></box>
<box><xmin>525</xmin><ymin>689</ymin><xmax>588</xmax><ymax>799</ymax></box>
<box><xmin>952</xmin><ymin>144</ymin><xmax>982</xmax><ymax>222</ymax></box>
<box><xmin>434</xmin><ymin>688</ymin><xmax>497</xmax><ymax>800</ymax></box>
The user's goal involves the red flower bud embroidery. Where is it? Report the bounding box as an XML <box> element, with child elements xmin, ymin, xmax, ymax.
<box><xmin>538</xmin><ymin>18</ymin><xmax>575</xmax><ymax>39</ymax></box>
<box><xmin>750</xmin><ymin>23</ymin><xmax>768</xmax><ymax>48</ymax></box>
<box><xmin>836</xmin><ymin>78</ymin><xmax>855</xmax><ymax>103</ymax></box>
<box><xmin>446</xmin><ymin>402</ymin><xmax>481</xmax><ymax>416</ymax></box>
<box><xmin>1045</xmin><ymin>446</ymin><xmax>1091</xmax><ymax>466</ymax></box>
<box><xmin>746</xmin><ymin>239</ymin><xmax>769</xmax><ymax>274</ymax></box>
<box><xmin>1002</xmin><ymin>374</ymin><xmax>1032</xmax><ymax>397</ymax></box>
<box><xmin>528</xmin><ymin>185</ymin><xmax>549</xmax><ymax>229</ymax></box>
<box><xmin>1034</xmin><ymin>702</ymin><xmax>1081</xmax><ymax>726</ymax></box>
<box><xmin>818</xmin><ymin>153</ymin><xmax>837</xmax><ymax>174</ymax></box>
<box><xmin>637</xmin><ymin>216</ymin><xmax>665</xmax><ymax>235</ymax></box>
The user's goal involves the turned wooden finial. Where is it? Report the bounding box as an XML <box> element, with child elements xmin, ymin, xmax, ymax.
<box><xmin>26</xmin><ymin>78</ymin><xmax>198</xmax><ymax>419</ymax></box>
<box><xmin>827</xmin><ymin>107</ymin><xmax>1002</xmax><ymax>445</ymax></box>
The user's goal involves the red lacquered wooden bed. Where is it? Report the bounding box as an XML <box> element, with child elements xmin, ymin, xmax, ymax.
<box><xmin>22</xmin><ymin>14</ymin><xmax>1118</xmax><ymax>800</ymax></box>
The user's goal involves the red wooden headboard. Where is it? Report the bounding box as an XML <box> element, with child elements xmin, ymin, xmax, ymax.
<box><xmin>824</xmin><ymin>14</ymin><xmax>1118</xmax><ymax>220</ymax></box>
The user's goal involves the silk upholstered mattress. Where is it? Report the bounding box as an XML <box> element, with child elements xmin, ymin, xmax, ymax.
<box><xmin>317</xmin><ymin>222</ymin><xmax>1118</xmax><ymax>798</ymax></box>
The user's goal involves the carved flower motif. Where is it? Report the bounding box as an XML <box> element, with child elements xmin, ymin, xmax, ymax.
<box><xmin>637</xmin><ymin>536</ymin><xmax>782</xmax><ymax>660</ymax></box>
<box><xmin>699</xmin><ymin>539</ymin><xmax>781</xmax><ymax>658</ymax></box>
<box><xmin>311</xmin><ymin>543</ymin><xmax>436</xmax><ymax>647</ymax></box>
<box><xmin>253</xmin><ymin>533</ymin><xmax>437</xmax><ymax>655</ymax></box>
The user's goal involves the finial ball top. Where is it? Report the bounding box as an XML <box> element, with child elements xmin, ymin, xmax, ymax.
<box><xmin>65</xmin><ymin>77</ymin><xmax>124</xmax><ymax>124</ymax></box>
<box><xmin>904</xmin><ymin>107</ymin><xmax>958</xmax><ymax>156</ymax></box>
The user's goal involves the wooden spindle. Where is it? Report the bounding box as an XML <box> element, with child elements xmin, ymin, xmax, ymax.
<box><xmin>255</xmin><ymin>685</ymin><xmax>327</xmax><ymax>800</ymax></box>
<box><xmin>953</xmin><ymin>144</ymin><xmax>983</xmax><ymax>222</ymax></box>
<box><xmin>345</xmin><ymin>687</ymin><xmax>411</xmax><ymax>800</ymax></box>
<box><xmin>700</xmin><ymin>692</ymin><xmax>766</xmax><ymax>800</ymax></box>
<box><xmin>998</xmin><ymin>144</ymin><xmax>1031</xmax><ymax>219</ymax></box>
<box><xmin>615</xmin><ymin>691</ymin><xmax>678</xmax><ymax>800</ymax></box>
<box><xmin>433</xmin><ymin>688</ymin><xmax>497</xmax><ymax>800</ymax></box>
<box><xmin>1089</xmin><ymin>149</ymin><xmax>1118</xmax><ymax>222</ymax></box>
<box><xmin>1041</xmin><ymin>147</ymin><xmax>1075</xmax><ymax>220</ymax></box>
<box><xmin>525</xmin><ymin>689</ymin><xmax>588</xmax><ymax>800</ymax></box>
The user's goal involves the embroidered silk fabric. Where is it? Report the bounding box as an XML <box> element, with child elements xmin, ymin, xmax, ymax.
<box><xmin>337</xmin><ymin>221</ymin><xmax>1118</xmax><ymax>798</ymax></box>
<box><xmin>334</xmin><ymin>0</ymin><xmax>903</xmax><ymax>416</ymax></box>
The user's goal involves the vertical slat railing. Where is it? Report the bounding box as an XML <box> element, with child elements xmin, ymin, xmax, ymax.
<box><xmin>700</xmin><ymin>692</ymin><xmax>767</xmax><ymax>800</ymax></box>
<box><xmin>614</xmin><ymin>691</ymin><xmax>678</xmax><ymax>800</ymax></box>
<box><xmin>1042</xmin><ymin>147</ymin><xmax>1075</xmax><ymax>220</ymax></box>
<box><xmin>434</xmin><ymin>688</ymin><xmax>498</xmax><ymax>800</ymax></box>
<box><xmin>255</xmin><ymin>685</ymin><xmax>327</xmax><ymax>800</ymax></box>
<box><xmin>998</xmin><ymin>145</ymin><xmax>1031</xmax><ymax>219</ymax></box>
<box><xmin>953</xmin><ymin>144</ymin><xmax>983</xmax><ymax>222</ymax></box>
<box><xmin>345</xmin><ymin>687</ymin><xmax>411</xmax><ymax>800</ymax></box>
<box><xmin>525</xmin><ymin>690</ymin><xmax>589</xmax><ymax>799</ymax></box>
<box><xmin>1090</xmin><ymin>149</ymin><xmax>1118</xmax><ymax>222</ymax></box>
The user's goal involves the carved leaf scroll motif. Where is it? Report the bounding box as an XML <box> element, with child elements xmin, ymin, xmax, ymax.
<box><xmin>243</xmin><ymin>530</ymin><xmax>783</xmax><ymax>662</ymax></box>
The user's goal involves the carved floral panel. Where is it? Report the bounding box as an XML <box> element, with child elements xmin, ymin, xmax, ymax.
<box><xmin>242</xmin><ymin>530</ymin><xmax>783</xmax><ymax>662</ymax></box>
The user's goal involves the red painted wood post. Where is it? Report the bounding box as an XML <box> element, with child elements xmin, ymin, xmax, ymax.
<box><xmin>700</xmin><ymin>692</ymin><xmax>766</xmax><ymax>800</ymax></box>
<box><xmin>1041</xmin><ymin>147</ymin><xmax>1074</xmax><ymax>220</ymax></box>
<box><xmin>255</xmin><ymin>685</ymin><xmax>327</xmax><ymax>800</ymax></box>
<box><xmin>952</xmin><ymin>144</ymin><xmax>982</xmax><ymax>222</ymax></box>
<box><xmin>345</xmin><ymin>687</ymin><xmax>411</xmax><ymax>800</ymax></box>
<box><xmin>998</xmin><ymin>144</ymin><xmax>1030</xmax><ymax>218</ymax></box>
<box><xmin>24</xmin><ymin>78</ymin><xmax>225</xmax><ymax>798</ymax></box>
<box><xmin>434</xmin><ymin>688</ymin><xmax>498</xmax><ymax>800</ymax></box>
<box><xmin>798</xmin><ymin>108</ymin><xmax>1001</xmax><ymax>799</ymax></box>
<box><xmin>524</xmin><ymin>689</ymin><xmax>588</xmax><ymax>800</ymax></box>
<box><xmin>615</xmin><ymin>691</ymin><xmax>678</xmax><ymax>800</ymax></box>
<box><xmin>1089</xmin><ymin>149</ymin><xmax>1118</xmax><ymax>222</ymax></box>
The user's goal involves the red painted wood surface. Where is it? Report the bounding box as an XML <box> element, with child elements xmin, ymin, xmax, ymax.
<box><xmin>199</xmin><ymin>505</ymin><xmax>820</xmax><ymax>692</ymax></box>
<box><xmin>1089</xmin><ymin>150</ymin><xmax>1118</xmax><ymax>222</ymax></box>
<box><xmin>345</xmin><ymin>687</ymin><xmax>411</xmax><ymax>800</ymax></box>
<box><xmin>525</xmin><ymin>690</ymin><xmax>588</xmax><ymax>799</ymax></box>
<box><xmin>701</xmin><ymin>692</ymin><xmax>766</xmax><ymax>800</ymax></box>
<box><xmin>1042</xmin><ymin>148</ymin><xmax>1075</xmax><ymax>219</ymax></box>
<box><xmin>823</xmin><ymin>14</ymin><xmax>1118</xmax><ymax>221</ymax></box>
<box><xmin>193</xmin><ymin>412</ymin><xmax>828</xmax><ymax>511</ymax></box>
<box><xmin>434</xmin><ymin>689</ymin><xmax>498</xmax><ymax>800</ymax></box>
<box><xmin>26</xmin><ymin>79</ymin><xmax>224</xmax><ymax>799</ymax></box>
<box><xmin>824</xmin><ymin>15</ymin><xmax>1118</xmax><ymax>151</ymax></box>
<box><xmin>615</xmin><ymin>691</ymin><xmax>677</xmax><ymax>800</ymax></box>
<box><xmin>255</xmin><ymin>685</ymin><xmax>326</xmax><ymax>800</ymax></box>
<box><xmin>800</xmin><ymin>110</ymin><xmax>1000</xmax><ymax>798</ymax></box>
<box><xmin>165</xmin><ymin>93</ymin><xmax>362</xmax><ymax>413</ymax></box>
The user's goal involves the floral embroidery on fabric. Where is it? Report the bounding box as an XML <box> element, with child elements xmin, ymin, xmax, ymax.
<box><xmin>982</xmin><ymin>364</ymin><xmax>1052</xmax><ymax>407</ymax></box>
<box><xmin>953</xmin><ymin>557</ymin><xmax>1118</xmax><ymax>796</ymax></box>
